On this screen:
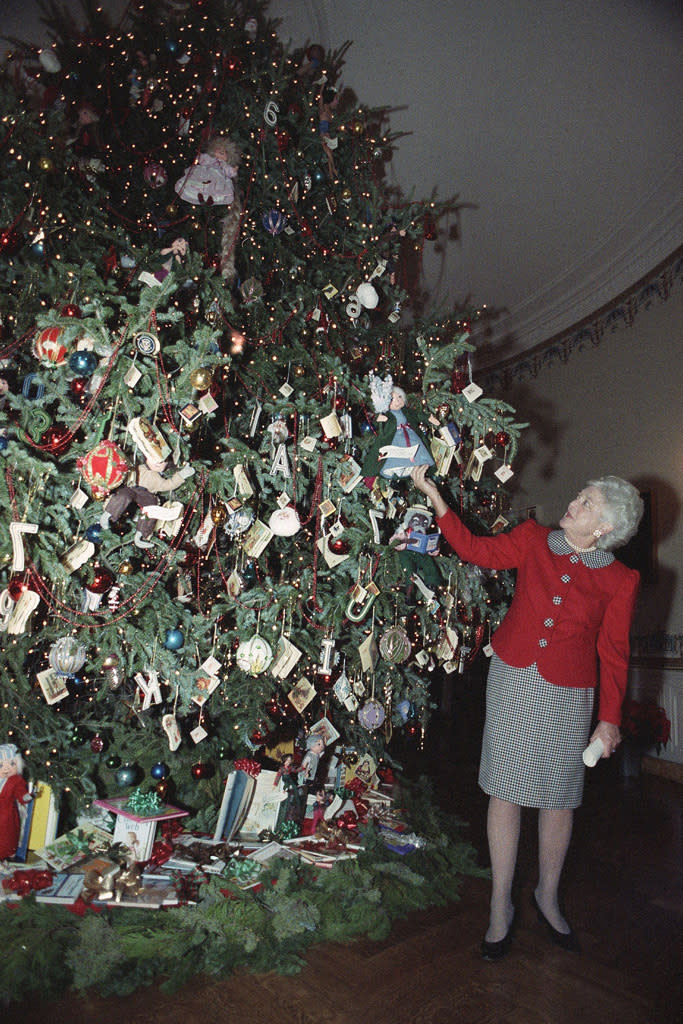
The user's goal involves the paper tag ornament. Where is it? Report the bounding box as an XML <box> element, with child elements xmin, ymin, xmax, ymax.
<box><xmin>270</xmin><ymin>636</ymin><xmax>303</xmax><ymax>679</ymax></box>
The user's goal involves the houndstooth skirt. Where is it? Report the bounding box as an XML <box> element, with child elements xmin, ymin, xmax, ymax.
<box><xmin>478</xmin><ymin>654</ymin><xmax>595</xmax><ymax>809</ymax></box>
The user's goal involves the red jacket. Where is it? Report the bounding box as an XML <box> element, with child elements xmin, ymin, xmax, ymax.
<box><xmin>436</xmin><ymin>510</ymin><xmax>640</xmax><ymax>724</ymax></box>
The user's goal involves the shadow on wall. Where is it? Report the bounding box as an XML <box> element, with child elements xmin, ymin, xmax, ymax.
<box><xmin>626</xmin><ymin>475</ymin><xmax>680</xmax><ymax>638</ymax></box>
<box><xmin>507</xmin><ymin>381</ymin><xmax>569</xmax><ymax>488</ymax></box>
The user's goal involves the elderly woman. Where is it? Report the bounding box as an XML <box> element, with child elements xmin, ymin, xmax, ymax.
<box><xmin>411</xmin><ymin>466</ymin><xmax>643</xmax><ymax>960</ymax></box>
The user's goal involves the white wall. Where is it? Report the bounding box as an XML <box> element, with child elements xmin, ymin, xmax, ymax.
<box><xmin>490</xmin><ymin>277</ymin><xmax>683</xmax><ymax>760</ymax></box>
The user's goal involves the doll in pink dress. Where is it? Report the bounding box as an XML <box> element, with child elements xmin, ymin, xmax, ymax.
<box><xmin>0</xmin><ymin>744</ymin><xmax>31</xmax><ymax>860</ymax></box>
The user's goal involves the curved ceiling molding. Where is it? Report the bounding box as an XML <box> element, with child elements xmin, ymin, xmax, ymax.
<box><xmin>478</xmin><ymin>168</ymin><xmax>683</xmax><ymax>360</ymax></box>
<box><xmin>481</xmin><ymin>245</ymin><xmax>683</xmax><ymax>393</ymax></box>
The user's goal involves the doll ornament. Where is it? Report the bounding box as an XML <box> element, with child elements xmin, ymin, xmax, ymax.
<box><xmin>175</xmin><ymin>136</ymin><xmax>243</xmax><ymax>283</ymax></box>
<box><xmin>362</xmin><ymin>374</ymin><xmax>435</xmax><ymax>484</ymax></box>
<box><xmin>0</xmin><ymin>744</ymin><xmax>31</xmax><ymax>861</ymax></box>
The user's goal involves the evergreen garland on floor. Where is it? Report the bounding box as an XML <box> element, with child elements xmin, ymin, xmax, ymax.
<box><xmin>1</xmin><ymin>780</ymin><xmax>487</xmax><ymax>1004</ymax></box>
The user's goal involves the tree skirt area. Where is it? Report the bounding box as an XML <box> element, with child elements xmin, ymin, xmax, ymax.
<box><xmin>1</xmin><ymin>780</ymin><xmax>486</xmax><ymax>1009</ymax></box>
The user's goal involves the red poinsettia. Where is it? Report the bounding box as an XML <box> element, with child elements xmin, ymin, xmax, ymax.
<box><xmin>621</xmin><ymin>698</ymin><xmax>671</xmax><ymax>753</ymax></box>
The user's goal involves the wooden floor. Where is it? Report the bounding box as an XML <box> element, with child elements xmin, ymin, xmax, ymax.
<box><xmin>10</xmin><ymin>676</ymin><xmax>683</xmax><ymax>1024</ymax></box>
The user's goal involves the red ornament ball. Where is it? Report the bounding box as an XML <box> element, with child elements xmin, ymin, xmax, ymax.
<box><xmin>328</xmin><ymin>536</ymin><xmax>350</xmax><ymax>555</ymax></box>
<box><xmin>8</xmin><ymin>577</ymin><xmax>31</xmax><ymax>601</ymax></box>
<box><xmin>90</xmin><ymin>734</ymin><xmax>105</xmax><ymax>753</ymax></box>
<box><xmin>191</xmin><ymin>761</ymin><xmax>213</xmax><ymax>780</ymax></box>
<box><xmin>70</xmin><ymin>377</ymin><xmax>88</xmax><ymax>399</ymax></box>
<box><xmin>87</xmin><ymin>567</ymin><xmax>115</xmax><ymax>594</ymax></box>
<box><xmin>495</xmin><ymin>431</ymin><xmax>511</xmax><ymax>448</ymax></box>
<box><xmin>60</xmin><ymin>303</ymin><xmax>82</xmax><ymax>318</ymax></box>
<box><xmin>40</xmin><ymin>424</ymin><xmax>72</xmax><ymax>454</ymax></box>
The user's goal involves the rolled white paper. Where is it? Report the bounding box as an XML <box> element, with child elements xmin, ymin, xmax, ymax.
<box><xmin>582</xmin><ymin>738</ymin><xmax>604</xmax><ymax>767</ymax></box>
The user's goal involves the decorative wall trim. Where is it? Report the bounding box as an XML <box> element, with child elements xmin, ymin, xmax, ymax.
<box><xmin>480</xmin><ymin>246</ymin><xmax>683</xmax><ymax>392</ymax></box>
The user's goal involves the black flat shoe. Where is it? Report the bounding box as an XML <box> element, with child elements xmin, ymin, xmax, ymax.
<box><xmin>533</xmin><ymin>893</ymin><xmax>580</xmax><ymax>952</ymax></box>
<box><xmin>481</xmin><ymin>911</ymin><xmax>516</xmax><ymax>961</ymax></box>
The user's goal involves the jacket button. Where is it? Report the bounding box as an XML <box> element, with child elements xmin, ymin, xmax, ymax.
<box><xmin>544</xmin><ymin>617</ymin><xmax>554</xmax><ymax>628</ymax></box>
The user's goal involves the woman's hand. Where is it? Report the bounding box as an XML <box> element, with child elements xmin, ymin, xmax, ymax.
<box><xmin>410</xmin><ymin>466</ymin><xmax>449</xmax><ymax>518</ymax></box>
<box><xmin>590</xmin><ymin>721</ymin><xmax>621</xmax><ymax>758</ymax></box>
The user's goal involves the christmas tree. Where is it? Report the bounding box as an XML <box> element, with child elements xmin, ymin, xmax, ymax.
<box><xmin>0</xmin><ymin>0</ymin><xmax>524</xmax><ymax>828</ymax></box>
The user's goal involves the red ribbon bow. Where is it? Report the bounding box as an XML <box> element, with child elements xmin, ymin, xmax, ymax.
<box><xmin>2</xmin><ymin>869</ymin><xmax>54</xmax><ymax>896</ymax></box>
<box><xmin>234</xmin><ymin>758</ymin><xmax>261</xmax><ymax>778</ymax></box>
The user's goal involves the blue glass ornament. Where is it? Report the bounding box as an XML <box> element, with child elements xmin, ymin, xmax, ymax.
<box><xmin>164</xmin><ymin>627</ymin><xmax>185</xmax><ymax>651</ymax></box>
<box><xmin>396</xmin><ymin>699</ymin><xmax>412</xmax><ymax>723</ymax></box>
<box><xmin>151</xmin><ymin>762</ymin><xmax>168</xmax><ymax>780</ymax></box>
<box><xmin>85</xmin><ymin>523</ymin><xmax>103</xmax><ymax>544</ymax></box>
<box><xmin>261</xmin><ymin>209</ymin><xmax>287</xmax><ymax>235</ymax></box>
<box><xmin>68</xmin><ymin>350</ymin><xmax>98</xmax><ymax>375</ymax></box>
<box><xmin>0</xmin><ymin>435</ymin><xmax>8</xmax><ymax>452</ymax></box>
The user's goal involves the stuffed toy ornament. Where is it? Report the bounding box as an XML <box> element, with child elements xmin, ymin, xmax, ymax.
<box><xmin>0</xmin><ymin>744</ymin><xmax>31</xmax><ymax>860</ymax></box>
<box><xmin>175</xmin><ymin>136</ymin><xmax>243</xmax><ymax>283</ymax></box>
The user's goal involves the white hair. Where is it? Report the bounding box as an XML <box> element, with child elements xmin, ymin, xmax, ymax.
<box><xmin>588</xmin><ymin>476</ymin><xmax>644</xmax><ymax>550</ymax></box>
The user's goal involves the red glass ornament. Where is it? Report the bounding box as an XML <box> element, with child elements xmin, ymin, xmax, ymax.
<box><xmin>40</xmin><ymin>424</ymin><xmax>72</xmax><ymax>454</ymax></box>
<box><xmin>90</xmin><ymin>734</ymin><xmax>105</xmax><ymax>753</ymax></box>
<box><xmin>60</xmin><ymin>303</ymin><xmax>82</xmax><ymax>318</ymax></box>
<box><xmin>495</xmin><ymin>431</ymin><xmax>511</xmax><ymax>448</ymax></box>
<box><xmin>250</xmin><ymin>724</ymin><xmax>268</xmax><ymax>744</ymax></box>
<box><xmin>328</xmin><ymin>536</ymin><xmax>350</xmax><ymax>555</ymax></box>
<box><xmin>191</xmin><ymin>761</ymin><xmax>212</xmax><ymax>780</ymax></box>
<box><xmin>70</xmin><ymin>377</ymin><xmax>88</xmax><ymax>399</ymax></box>
<box><xmin>8</xmin><ymin>577</ymin><xmax>30</xmax><ymax>601</ymax></box>
<box><xmin>87</xmin><ymin>567</ymin><xmax>115</xmax><ymax>594</ymax></box>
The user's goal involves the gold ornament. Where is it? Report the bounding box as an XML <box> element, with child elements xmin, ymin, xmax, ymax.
<box><xmin>118</xmin><ymin>560</ymin><xmax>135</xmax><ymax>576</ymax></box>
<box><xmin>102</xmin><ymin>653</ymin><xmax>119</xmax><ymax>669</ymax></box>
<box><xmin>39</xmin><ymin>156</ymin><xmax>55</xmax><ymax>173</ymax></box>
<box><xmin>211</xmin><ymin>501</ymin><xmax>228</xmax><ymax>526</ymax></box>
<box><xmin>189</xmin><ymin>366</ymin><xmax>213</xmax><ymax>390</ymax></box>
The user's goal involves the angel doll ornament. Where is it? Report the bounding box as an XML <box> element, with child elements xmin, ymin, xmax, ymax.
<box><xmin>363</xmin><ymin>374</ymin><xmax>435</xmax><ymax>483</ymax></box>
